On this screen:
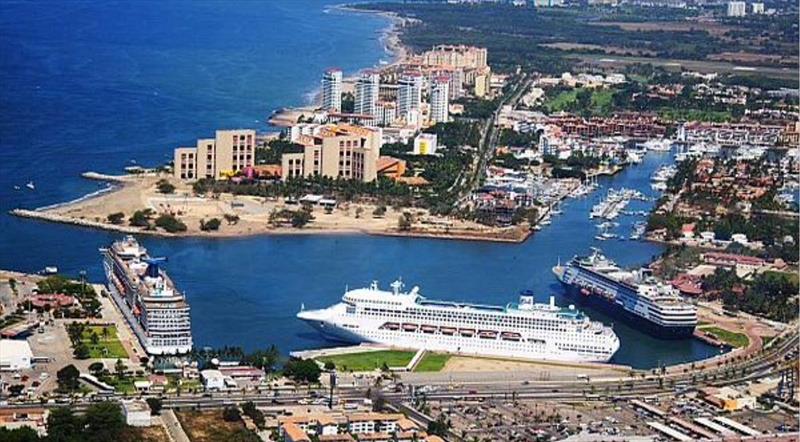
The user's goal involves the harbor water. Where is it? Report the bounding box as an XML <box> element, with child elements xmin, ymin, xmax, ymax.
<box><xmin>0</xmin><ymin>1</ymin><xmax>718</xmax><ymax>369</ymax></box>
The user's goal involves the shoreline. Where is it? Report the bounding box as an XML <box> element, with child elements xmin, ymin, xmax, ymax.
<box><xmin>269</xmin><ymin>4</ymin><xmax>413</xmax><ymax>127</ymax></box>
<box><xmin>10</xmin><ymin>172</ymin><xmax>531</xmax><ymax>244</ymax></box>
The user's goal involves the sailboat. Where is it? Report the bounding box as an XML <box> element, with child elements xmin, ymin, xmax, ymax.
<box><xmin>26</xmin><ymin>181</ymin><xmax>35</xmax><ymax>190</ymax></box>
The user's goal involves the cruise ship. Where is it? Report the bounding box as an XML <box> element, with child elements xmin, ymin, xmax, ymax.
<box><xmin>553</xmin><ymin>249</ymin><xmax>697</xmax><ymax>339</ymax></box>
<box><xmin>297</xmin><ymin>281</ymin><xmax>620</xmax><ymax>363</ymax></box>
<box><xmin>101</xmin><ymin>236</ymin><xmax>193</xmax><ymax>355</ymax></box>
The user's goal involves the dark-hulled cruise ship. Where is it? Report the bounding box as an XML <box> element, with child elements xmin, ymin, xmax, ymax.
<box><xmin>552</xmin><ymin>248</ymin><xmax>697</xmax><ymax>339</ymax></box>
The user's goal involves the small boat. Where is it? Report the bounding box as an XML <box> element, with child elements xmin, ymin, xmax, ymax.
<box><xmin>13</xmin><ymin>185</ymin><xmax>20</xmax><ymax>190</ymax></box>
<box><xmin>26</xmin><ymin>181</ymin><xmax>35</xmax><ymax>190</ymax></box>
<box><xmin>440</xmin><ymin>327</ymin><xmax>456</xmax><ymax>335</ymax></box>
<box><xmin>478</xmin><ymin>330</ymin><xmax>498</xmax><ymax>339</ymax></box>
<box><xmin>382</xmin><ymin>322</ymin><xmax>400</xmax><ymax>331</ymax></box>
<box><xmin>402</xmin><ymin>323</ymin><xmax>418</xmax><ymax>332</ymax></box>
<box><xmin>41</xmin><ymin>266</ymin><xmax>58</xmax><ymax>275</ymax></box>
<box><xmin>420</xmin><ymin>324</ymin><xmax>437</xmax><ymax>334</ymax></box>
<box><xmin>501</xmin><ymin>331</ymin><xmax>522</xmax><ymax>341</ymax></box>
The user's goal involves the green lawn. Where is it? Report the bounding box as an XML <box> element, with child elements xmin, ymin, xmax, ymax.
<box><xmin>701</xmin><ymin>326</ymin><xmax>749</xmax><ymax>348</ymax></box>
<box><xmin>316</xmin><ymin>350</ymin><xmax>416</xmax><ymax>372</ymax></box>
<box><xmin>80</xmin><ymin>325</ymin><xmax>128</xmax><ymax>359</ymax></box>
<box><xmin>413</xmin><ymin>353</ymin><xmax>451</xmax><ymax>372</ymax></box>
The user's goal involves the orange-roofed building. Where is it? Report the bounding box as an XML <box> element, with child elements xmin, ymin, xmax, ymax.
<box><xmin>377</xmin><ymin>156</ymin><xmax>407</xmax><ymax>179</ymax></box>
<box><xmin>283</xmin><ymin>422</ymin><xmax>311</xmax><ymax>442</ymax></box>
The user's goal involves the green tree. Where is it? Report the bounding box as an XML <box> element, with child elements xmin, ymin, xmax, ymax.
<box><xmin>154</xmin><ymin>214</ymin><xmax>187</xmax><ymax>233</ymax></box>
<box><xmin>88</xmin><ymin>362</ymin><xmax>105</xmax><ymax>376</ymax></box>
<box><xmin>129</xmin><ymin>209</ymin><xmax>153</xmax><ymax>228</ymax></box>
<box><xmin>291</xmin><ymin>210</ymin><xmax>313</xmax><ymax>228</ymax></box>
<box><xmin>200</xmin><ymin>218</ymin><xmax>222</xmax><ymax>231</ymax></box>
<box><xmin>222</xmin><ymin>406</ymin><xmax>241</xmax><ymax>422</ymax></box>
<box><xmin>56</xmin><ymin>365</ymin><xmax>80</xmax><ymax>392</ymax></box>
<box><xmin>106</xmin><ymin>212</ymin><xmax>125</xmax><ymax>225</ymax></box>
<box><xmin>398</xmin><ymin>212</ymin><xmax>413</xmax><ymax>231</ymax></box>
<box><xmin>283</xmin><ymin>358</ymin><xmax>321</xmax><ymax>384</ymax></box>
<box><xmin>146</xmin><ymin>397</ymin><xmax>163</xmax><ymax>416</ymax></box>
<box><xmin>156</xmin><ymin>179</ymin><xmax>176</xmax><ymax>194</ymax></box>
<box><xmin>83</xmin><ymin>402</ymin><xmax>125</xmax><ymax>442</ymax></box>
<box><xmin>46</xmin><ymin>407</ymin><xmax>81</xmax><ymax>441</ymax></box>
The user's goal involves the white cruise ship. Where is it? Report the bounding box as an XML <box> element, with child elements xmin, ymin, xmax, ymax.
<box><xmin>101</xmin><ymin>236</ymin><xmax>193</xmax><ymax>355</ymax></box>
<box><xmin>297</xmin><ymin>281</ymin><xmax>620</xmax><ymax>363</ymax></box>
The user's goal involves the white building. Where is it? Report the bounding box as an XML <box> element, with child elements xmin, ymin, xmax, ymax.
<box><xmin>375</xmin><ymin>101</ymin><xmax>397</xmax><ymax>127</ymax></box>
<box><xmin>201</xmin><ymin>369</ymin><xmax>227</xmax><ymax>390</ymax></box>
<box><xmin>397</xmin><ymin>72</ymin><xmax>423</xmax><ymax>118</ymax></box>
<box><xmin>122</xmin><ymin>400</ymin><xmax>152</xmax><ymax>427</ymax></box>
<box><xmin>727</xmin><ymin>1</ymin><xmax>746</xmax><ymax>17</ymax></box>
<box><xmin>0</xmin><ymin>339</ymin><xmax>33</xmax><ymax>371</ymax></box>
<box><xmin>751</xmin><ymin>2</ymin><xmax>764</xmax><ymax>14</ymax></box>
<box><xmin>413</xmin><ymin>133</ymin><xmax>439</xmax><ymax>155</ymax></box>
<box><xmin>355</xmin><ymin>70</ymin><xmax>380</xmax><ymax>117</ymax></box>
<box><xmin>321</xmin><ymin>68</ymin><xmax>342</xmax><ymax>112</ymax></box>
<box><xmin>429</xmin><ymin>77</ymin><xmax>450</xmax><ymax>124</ymax></box>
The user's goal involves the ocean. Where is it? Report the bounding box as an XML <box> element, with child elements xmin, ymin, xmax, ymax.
<box><xmin>0</xmin><ymin>1</ymin><xmax>718</xmax><ymax>368</ymax></box>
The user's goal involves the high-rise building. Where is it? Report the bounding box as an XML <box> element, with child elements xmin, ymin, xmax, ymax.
<box><xmin>321</xmin><ymin>68</ymin><xmax>342</xmax><ymax>112</ymax></box>
<box><xmin>354</xmin><ymin>70</ymin><xmax>380</xmax><ymax>117</ymax></box>
<box><xmin>375</xmin><ymin>101</ymin><xmax>397</xmax><ymax>127</ymax></box>
<box><xmin>281</xmin><ymin>124</ymin><xmax>382</xmax><ymax>182</ymax></box>
<box><xmin>174</xmin><ymin>129</ymin><xmax>256</xmax><ymax>180</ymax></box>
<box><xmin>727</xmin><ymin>1</ymin><xmax>746</xmax><ymax>16</ymax></box>
<box><xmin>751</xmin><ymin>2</ymin><xmax>764</xmax><ymax>14</ymax></box>
<box><xmin>430</xmin><ymin>77</ymin><xmax>450</xmax><ymax>124</ymax></box>
<box><xmin>397</xmin><ymin>72</ymin><xmax>423</xmax><ymax>118</ymax></box>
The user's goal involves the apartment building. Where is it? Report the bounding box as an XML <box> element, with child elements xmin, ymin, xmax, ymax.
<box><xmin>727</xmin><ymin>1</ymin><xmax>746</xmax><ymax>16</ymax></box>
<box><xmin>173</xmin><ymin>129</ymin><xmax>256</xmax><ymax>180</ymax></box>
<box><xmin>429</xmin><ymin>77</ymin><xmax>450</xmax><ymax>124</ymax></box>
<box><xmin>355</xmin><ymin>70</ymin><xmax>380</xmax><ymax>118</ymax></box>
<box><xmin>281</xmin><ymin>123</ymin><xmax>381</xmax><ymax>182</ymax></box>
<box><xmin>422</xmin><ymin>45</ymin><xmax>487</xmax><ymax>70</ymax></box>
<box><xmin>322</xmin><ymin>68</ymin><xmax>343</xmax><ymax>112</ymax></box>
<box><xmin>397</xmin><ymin>72</ymin><xmax>423</xmax><ymax>118</ymax></box>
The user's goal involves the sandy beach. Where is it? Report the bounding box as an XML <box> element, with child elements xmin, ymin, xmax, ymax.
<box><xmin>12</xmin><ymin>173</ymin><xmax>530</xmax><ymax>242</ymax></box>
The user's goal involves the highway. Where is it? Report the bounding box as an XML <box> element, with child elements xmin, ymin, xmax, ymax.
<box><xmin>7</xmin><ymin>331</ymin><xmax>796</xmax><ymax>413</ymax></box>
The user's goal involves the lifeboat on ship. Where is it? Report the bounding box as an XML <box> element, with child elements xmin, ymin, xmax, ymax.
<box><xmin>478</xmin><ymin>330</ymin><xmax>498</xmax><ymax>339</ymax></box>
<box><xmin>402</xmin><ymin>323</ymin><xmax>418</xmax><ymax>332</ymax></box>
<box><xmin>382</xmin><ymin>322</ymin><xmax>400</xmax><ymax>330</ymax></box>
<box><xmin>459</xmin><ymin>328</ymin><xmax>475</xmax><ymax>337</ymax></box>
<box><xmin>440</xmin><ymin>326</ymin><xmax>456</xmax><ymax>335</ymax></box>
<box><xmin>500</xmin><ymin>331</ymin><xmax>522</xmax><ymax>341</ymax></box>
<box><xmin>420</xmin><ymin>324</ymin><xmax>437</xmax><ymax>334</ymax></box>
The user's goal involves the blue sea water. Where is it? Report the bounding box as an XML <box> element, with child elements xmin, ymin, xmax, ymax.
<box><xmin>0</xmin><ymin>1</ymin><xmax>718</xmax><ymax>368</ymax></box>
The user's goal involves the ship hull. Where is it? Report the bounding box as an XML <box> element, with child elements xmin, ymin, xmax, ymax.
<box><xmin>298</xmin><ymin>312</ymin><xmax>617</xmax><ymax>363</ymax></box>
<box><xmin>559</xmin><ymin>282</ymin><xmax>695</xmax><ymax>339</ymax></box>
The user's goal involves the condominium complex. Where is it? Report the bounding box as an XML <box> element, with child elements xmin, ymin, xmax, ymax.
<box><xmin>422</xmin><ymin>45</ymin><xmax>488</xmax><ymax>70</ymax></box>
<box><xmin>354</xmin><ymin>70</ymin><xmax>380</xmax><ymax>118</ymax></box>
<box><xmin>727</xmin><ymin>1</ymin><xmax>746</xmax><ymax>16</ymax></box>
<box><xmin>281</xmin><ymin>123</ymin><xmax>381</xmax><ymax>182</ymax></box>
<box><xmin>429</xmin><ymin>76</ymin><xmax>450</xmax><ymax>124</ymax></box>
<box><xmin>397</xmin><ymin>72</ymin><xmax>423</xmax><ymax>118</ymax></box>
<box><xmin>173</xmin><ymin>129</ymin><xmax>255</xmax><ymax>180</ymax></box>
<box><xmin>321</xmin><ymin>68</ymin><xmax>342</xmax><ymax>112</ymax></box>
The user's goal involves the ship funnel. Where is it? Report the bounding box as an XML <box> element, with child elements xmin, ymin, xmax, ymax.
<box><xmin>549</xmin><ymin>296</ymin><xmax>555</xmax><ymax>308</ymax></box>
<box><xmin>144</xmin><ymin>257</ymin><xmax>167</xmax><ymax>278</ymax></box>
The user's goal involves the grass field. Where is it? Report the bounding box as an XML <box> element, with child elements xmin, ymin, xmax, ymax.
<box><xmin>413</xmin><ymin>353</ymin><xmax>451</xmax><ymax>372</ymax></box>
<box><xmin>544</xmin><ymin>87</ymin><xmax>615</xmax><ymax>115</ymax></box>
<box><xmin>317</xmin><ymin>350</ymin><xmax>415</xmax><ymax>372</ymax></box>
<box><xmin>80</xmin><ymin>325</ymin><xmax>128</xmax><ymax>359</ymax></box>
<box><xmin>701</xmin><ymin>326</ymin><xmax>749</xmax><ymax>348</ymax></box>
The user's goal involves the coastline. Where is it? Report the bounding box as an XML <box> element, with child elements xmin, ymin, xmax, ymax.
<box><xmin>10</xmin><ymin>172</ymin><xmax>530</xmax><ymax>243</ymax></box>
<box><xmin>269</xmin><ymin>4</ymin><xmax>413</xmax><ymax>127</ymax></box>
